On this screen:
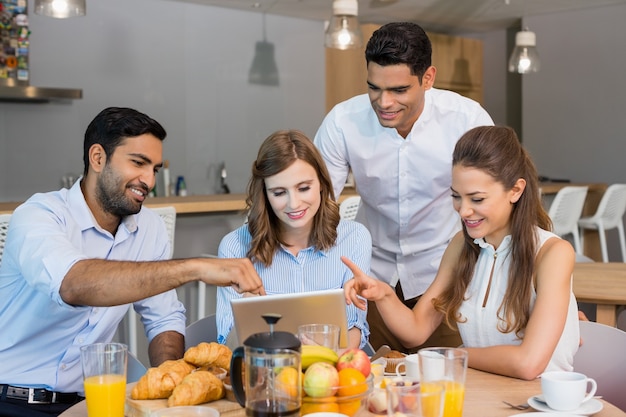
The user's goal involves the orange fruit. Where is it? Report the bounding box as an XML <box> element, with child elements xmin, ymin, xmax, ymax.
<box><xmin>301</xmin><ymin>396</ymin><xmax>339</xmax><ymax>415</ymax></box>
<box><xmin>338</xmin><ymin>398</ymin><xmax>363</xmax><ymax>416</ymax></box>
<box><xmin>337</xmin><ymin>368</ymin><xmax>368</xmax><ymax>397</ymax></box>
<box><xmin>275</xmin><ymin>367</ymin><xmax>301</xmax><ymax>398</ymax></box>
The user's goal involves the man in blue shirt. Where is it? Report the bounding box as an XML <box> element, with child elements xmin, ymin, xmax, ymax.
<box><xmin>0</xmin><ymin>107</ymin><xmax>264</xmax><ymax>417</ymax></box>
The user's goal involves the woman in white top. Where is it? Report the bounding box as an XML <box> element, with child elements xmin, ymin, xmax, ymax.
<box><xmin>343</xmin><ymin>125</ymin><xmax>578</xmax><ymax>380</ymax></box>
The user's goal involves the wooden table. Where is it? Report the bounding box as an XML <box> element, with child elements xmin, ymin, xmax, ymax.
<box><xmin>573</xmin><ymin>262</ymin><xmax>626</xmax><ymax>327</ymax></box>
<box><xmin>59</xmin><ymin>368</ymin><xmax>625</xmax><ymax>417</ymax></box>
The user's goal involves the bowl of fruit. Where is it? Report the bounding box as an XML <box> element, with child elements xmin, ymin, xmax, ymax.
<box><xmin>300</xmin><ymin>347</ymin><xmax>373</xmax><ymax>417</ymax></box>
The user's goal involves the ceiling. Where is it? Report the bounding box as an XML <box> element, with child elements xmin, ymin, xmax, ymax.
<box><xmin>175</xmin><ymin>0</ymin><xmax>626</xmax><ymax>33</ymax></box>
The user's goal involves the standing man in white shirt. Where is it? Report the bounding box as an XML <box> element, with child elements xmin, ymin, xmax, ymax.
<box><xmin>314</xmin><ymin>22</ymin><xmax>493</xmax><ymax>353</ymax></box>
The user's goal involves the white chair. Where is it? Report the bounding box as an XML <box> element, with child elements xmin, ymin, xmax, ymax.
<box><xmin>339</xmin><ymin>196</ymin><xmax>361</xmax><ymax>220</ymax></box>
<box><xmin>574</xmin><ymin>321</ymin><xmax>626</xmax><ymax>411</ymax></box>
<box><xmin>124</xmin><ymin>206</ymin><xmax>177</xmax><ymax>357</ymax></box>
<box><xmin>185</xmin><ymin>313</ymin><xmax>218</xmax><ymax>350</ymax></box>
<box><xmin>547</xmin><ymin>186</ymin><xmax>588</xmax><ymax>254</ymax></box>
<box><xmin>151</xmin><ymin>206</ymin><xmax>177</xmax><ymax>258</ymax></box>
<box><xmin>578</xmin><ymin>184</ymin><xmax>626</xmax><ymax>262</ymax></box>
<box><xmin>0</xmin><ymin>214</ymin><xmax>11</xmax><ymax>264</ymax></box>
<box><xmin>127</xmin><ymin>351</ymin><xmax>148</xmax><ymax>383</ymax></box>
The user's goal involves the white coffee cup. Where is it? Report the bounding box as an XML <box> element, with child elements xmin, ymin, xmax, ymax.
<box><xmin>395</xmin><ymin>353</ymin><xmax>420</xmax><ymax>379</ymax></box>
<box><xmin>541</xmin><ymin>371</ymin><xmax>597</xmax><ymax>411</ymax></box>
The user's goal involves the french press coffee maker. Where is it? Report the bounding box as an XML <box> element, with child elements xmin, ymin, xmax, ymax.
<box><xmin>230</xmin><ymin>314</ymin><xmax>302</xmax><ymax>417</ymax></box>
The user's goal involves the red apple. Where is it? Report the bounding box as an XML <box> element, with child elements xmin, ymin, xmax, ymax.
<box><xmin>336</xmin><ymin>348</ymin><xmax>371</xmax><ymax>377</ymax></box>
<box><xmin>303</xmin><ymin>362</ymin><xmax>339</xmax><ymax>397</ymax></box>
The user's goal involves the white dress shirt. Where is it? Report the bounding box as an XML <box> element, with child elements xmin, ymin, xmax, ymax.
<box><xmin>314</xmin><ymin>88</ymin><xmax>494</xmax><ymax>298</ymax></box>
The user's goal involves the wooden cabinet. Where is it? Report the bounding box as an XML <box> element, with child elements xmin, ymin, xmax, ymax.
<box><xmin>325</xmin><ymin>25</ymin><xmax>483</xmax><ymax>112</ymax></box>
<box><xmin>325</xmin><ymin>24</ymin><xmax>380</xmax><ymax>113</ymax></box>
<box><xmin>429</xmin><ymin>32</ymin><xmax>483</xmax><ymax>103</ymax></box>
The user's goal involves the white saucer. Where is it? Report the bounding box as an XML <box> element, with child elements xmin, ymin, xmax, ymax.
<box><xmin>527</xmin><ymin>395</ymin><xmax>603</xmax><ymax>416</ymax></box>
<box><xmin>509</xmin><ymin>412</ymin><xmax>581</xmax><ymax>417</ymax></box>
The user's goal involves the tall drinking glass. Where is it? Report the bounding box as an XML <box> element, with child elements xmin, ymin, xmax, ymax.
<box><xmin>80</xmin><ymin>343</ymin><xmax>127</xmax><ymax>417</ymax></box>
<box><xmin>386</xmin><ymin>377</ymin><xmax>444</xmax><ymax>417</ymax></box>
<box><xmin>297</xmin><ymin>323</ymin><xmax>340</xmax><ymax>352</ymax></box>
<box><xmin>418</xmin><ymin>348</ymin><xmax>468</xmax><ymax>417</ymax></box>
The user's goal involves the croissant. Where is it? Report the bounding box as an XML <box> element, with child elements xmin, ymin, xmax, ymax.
<box><xmin>167</xmin><ymin>370</ymin><xmax>225</xmax><ymax>407</ymax></box>
<box><xmin>184</xmin><ymin>342</ymin><xmax>232</xmax><ymax>371</ymax></box>
<box><xmin>131</xmin><ymin>359</ymin><xmax>196</xmax><ymax>400</ymax></box>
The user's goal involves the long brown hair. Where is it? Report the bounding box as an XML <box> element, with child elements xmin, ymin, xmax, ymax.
<box><xmin>245</xmin><ymin>130</ymin><xmax>340</xmax><ymax>266</ymax></box>
<box><xmin>433</xmin><ymin>126</ymin><xmax>552</xmax><ymax>337</ymax></box>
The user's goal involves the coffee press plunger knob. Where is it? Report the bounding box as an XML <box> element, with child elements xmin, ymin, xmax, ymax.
<box><xmin>262</xmin><ymin>313</ymin><xmax>282</xmax><ymax>334</ymax></box>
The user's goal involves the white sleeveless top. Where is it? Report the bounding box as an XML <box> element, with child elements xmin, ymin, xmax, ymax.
<box><xmin>457</xmin><ymin>228</ymin><xmax>579</xmax><ymax>372</ymax></box>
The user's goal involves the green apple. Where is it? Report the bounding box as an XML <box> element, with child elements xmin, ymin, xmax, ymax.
<box><xmin>303</xmin><ymin>362</ymin><xmax>339</xmax><ymax>397</ymax></box>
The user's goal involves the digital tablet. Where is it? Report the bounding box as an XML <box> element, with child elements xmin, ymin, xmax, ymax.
<box><xmin>230</xmin><ymin>288</ymin><xmax>349</xmax><ymax>348</ymax></box>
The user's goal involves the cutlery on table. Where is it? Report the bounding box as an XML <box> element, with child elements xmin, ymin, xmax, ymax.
<box><xmin>502</xmin><ymin>401</ymin><xmax>530</xmax><ymax>410</ymax></box>
<box><xmin>370</xmin><ymin>344</ymin><xmax>391</xmax><ymax>362</ymax></box>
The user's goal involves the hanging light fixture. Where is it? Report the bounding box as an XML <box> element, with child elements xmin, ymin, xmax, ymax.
<box><xmin>508</xmin><ymin>28</ymin><xmax>540</xmax><ymax>74</ymax></box>
<box><xmin>35</xmin><ymin>0</ymin><xmax>86</xmax><ymax>19</ymax></box>
<box><xmin>324</xmin><ymin>0</ymin><xmax>363</xmax><ymax>50</ymax></box>
<box><xmin>248</xmin><ymin>13</ymin><xmax>279</xmax><ymax>86</ymax></box>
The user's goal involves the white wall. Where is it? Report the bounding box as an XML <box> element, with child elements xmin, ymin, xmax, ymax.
<box><xmin>0</xmin><ymin>0</ymin><xmax>325</xmax><ymax>201</ymax></box>
<box><xmin>521</xmin><ymin>3</ymin><xmax>626</xmax><ymax>185</ymax></box>
<box><xmin>521</xmin><ymin>3</ymin><xmax>626</xmax><ymax>261</ymax></box>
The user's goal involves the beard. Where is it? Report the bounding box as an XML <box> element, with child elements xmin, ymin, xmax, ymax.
<box><xmin>95</xmin><ymin>164</ymin><xmax>146</xmax><ymax>217</ymax></box>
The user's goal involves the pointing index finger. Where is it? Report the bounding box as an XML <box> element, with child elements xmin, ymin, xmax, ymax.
<box><xmin>341</xmin><ymin>256</ymin><xmax>363</xmax><ymax>276</ymax></box>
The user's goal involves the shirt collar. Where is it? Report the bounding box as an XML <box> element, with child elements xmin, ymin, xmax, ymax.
<box><xmin>68</xmin><ymin>178</ymin><xmax>138</xmax><ymax>235</ymax></box>
<box><xmin>473</xmin><ymin>234</ymin><xmax>512</xmax><ymax>254</ymax></box>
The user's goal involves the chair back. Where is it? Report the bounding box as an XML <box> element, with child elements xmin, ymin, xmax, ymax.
<box><xmin>594</xmin><ymin>184</ymin><xmax>626</xmax><ymax>229</ymax></box>
<box><xmin>127</xmin><ymin>351</ymin><xmax>148</xmax><ymax>383</ymax></box>
<box><xmin>339</xmin><ymin>196</ymin><xmax>361</xmax><ymax>221</ymax></box>
<box><xmin>548</xmin><ymin>186</ymin><xmax>588</xmax><ymax>252</ymax></box>
<box><xmin>574</xmin><ymin>321</ymin><xmax>626</xmax><ymax>411</ymax></box>
<box><xmin>0</xmin><ymin>214</ymin><xmax>11</xmax><ymax>264</ymax></box>
<box><xmin>150</xmin><ymin>206</ymin><xmax>176</xmax><ymax>258</ymax></box>
<box><xmin>185</xmin><ymin>313</ymin><xmax>218</xmax><ymax>350</ymax></box>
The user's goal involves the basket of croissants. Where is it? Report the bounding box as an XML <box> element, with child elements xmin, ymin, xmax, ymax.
<box><xmin>130</xmin><ymin>342</ymin><xmax>232</xmax><ymax>407</ymax></box>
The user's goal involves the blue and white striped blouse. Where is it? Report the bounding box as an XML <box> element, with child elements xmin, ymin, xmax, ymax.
<box><xmin>216</xmin><ymin>219</ymin><xmax>372</xmax><ymax>348</ymax></box>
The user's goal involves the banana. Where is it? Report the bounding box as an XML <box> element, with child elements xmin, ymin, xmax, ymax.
<box><xmin>300</xmin><ymin>345</ymin><xmax>339</xmax><ymax>370</ymax></box>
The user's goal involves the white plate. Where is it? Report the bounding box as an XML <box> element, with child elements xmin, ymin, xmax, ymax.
<box><xmin>509</xmin><ymin>413</ymin><xmax>582</xmax><ymax>417</ymax></box>
<box><xmin>527</xmin><ymin>395</ymin><xmax>603</xmax><ymax>416</ymax></box>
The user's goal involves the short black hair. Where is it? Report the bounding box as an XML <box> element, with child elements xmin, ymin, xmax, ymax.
<box><xmin>83</xmin><ymin>107</ymin><xmax>166</xmax><ymax>176</ymax></box>
<box><xmin>365</xmin><ymin>22</ymin><xmax>432</xmax><ymax>80</ymax></box>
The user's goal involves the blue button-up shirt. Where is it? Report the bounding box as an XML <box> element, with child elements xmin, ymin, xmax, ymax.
<box><xmin>0</xmin><ymin>181</ymin><xmax>186</xmax><ymax>393</ymax></box>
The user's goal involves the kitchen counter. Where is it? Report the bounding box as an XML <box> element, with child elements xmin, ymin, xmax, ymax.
<box><xmin>0</xmin><ymin>189</ymin><xmax>359</xmax><ymax>216</ymax></box>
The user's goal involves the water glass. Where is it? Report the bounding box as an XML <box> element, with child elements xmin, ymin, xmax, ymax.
<box><xmin>297</xmin><ymin>323</ymin><xmax>340</xmax><ymax>352</ymax></box>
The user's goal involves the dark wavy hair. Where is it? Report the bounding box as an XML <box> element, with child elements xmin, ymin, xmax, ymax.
<box><xmin>433</xmin><ymin>126</ymin><xmax>552</xmax><ymax>337</ymax></box>
<box><xmin>246</xmin><ymin>130</ymin><xmax>340</xmax><ymax>266</ymax></box>
<box><xmin>365</xmin><ymin>22</ymin><xmax>432</xmax><ymax>81</ymax></box>
<box><xmin>83</xmin><ymin>107</ymin><xmax>166</xmax><ymax>176</ymax></box>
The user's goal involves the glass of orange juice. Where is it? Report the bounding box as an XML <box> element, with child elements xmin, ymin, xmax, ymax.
<box><xmin>385</xmin><ymin>377</ymin><xmax>444</xmax><ymax>417</ymax></box>
<box><xmin>80</xmin><ymin>343</ymin><xmax>127</xmax><ymax>417</ymax></box>
<box><xmin>418</xmin><ymin>348</ymin><xmax>468</xmax><ymax>417</ymax></box>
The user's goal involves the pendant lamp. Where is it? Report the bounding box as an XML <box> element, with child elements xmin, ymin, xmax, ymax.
<box><xmin>324</xmin><ymin>0</ymin><xmax>363</xmax><ymax>50</ymax></box>
<box><xmin>508</xmin><ymin>28</ymin><xmax>540</xmax><ymax>74</ymax></box>
<box><xmin>35</xmin><ymin>0</ymin><xmax>86</xmax><ymax>18</ymax></box>
<box><xmin>248</xmin><ymin>13</ymin><xmax>279</xmax><ymax>86</ymax></box>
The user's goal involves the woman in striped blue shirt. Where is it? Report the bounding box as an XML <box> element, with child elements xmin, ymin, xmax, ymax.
<box><xmin>216</xmin><ymin>130</ymin><xmax>372</xmax><ymax>349</ymax></box>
